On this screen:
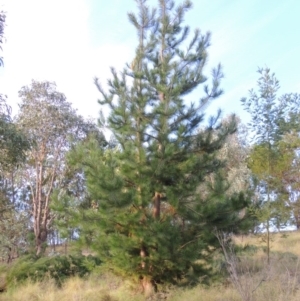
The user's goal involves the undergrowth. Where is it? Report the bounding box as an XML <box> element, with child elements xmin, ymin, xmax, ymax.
<box><xmin>5</xmin><ymin>254</ymin><xmax>101</xmax><ymax>288</ymax></box>
<box><xmin>0</xmin><ymin>231</ymin><xmax>300</xmax><ymax>300</ymax></box>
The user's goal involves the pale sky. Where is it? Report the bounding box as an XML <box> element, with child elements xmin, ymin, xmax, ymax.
<box><xmin>0</xmin><ymin>0</ymin><xmax>299</xmax><ymax>124</ymax></box>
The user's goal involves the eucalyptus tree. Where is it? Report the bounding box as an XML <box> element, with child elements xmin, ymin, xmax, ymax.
<box><xmin>216</xmin><ymin>117</ymin><xmax>252</xmax><ymax>196</ymax></box>
<box><xmin>241</xmin><ymin>68</ymin><xmax>300</xmax><ymax>263</ymax></box>
<box><xmin>16</xmin><ymin>80</ymin><xmax>104</xmax><ymax>255</ymax></box>
<box><xmin>215</xmin><ymin>118</ymin><xmax>255</xmax><ymax>231</ymax></box>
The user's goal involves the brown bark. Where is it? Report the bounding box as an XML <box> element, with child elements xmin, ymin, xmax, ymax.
<box><xmin>141</xmin><ymin>277</ymin><xmax>156</xmax><ymax>297</ymax></box>
<box><xmin>138</xmin><ymin>191</ymin><xmax>161</xmax><ymax>296</ymax></box>
<box><xmin>153</xmin><ymin>192</ymin><xmax>161</xmax><ymax>219</ymax></box>
<box><xmin>30</xmin><ymin>141</ymin><xmax>61</xmax><ymax>255</ymax></box>
<box><xmin>139</xmin><ymin>246</ymin><xmax>156</xmax><ymax>296</ymax></box>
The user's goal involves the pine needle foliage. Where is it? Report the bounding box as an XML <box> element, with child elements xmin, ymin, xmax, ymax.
<box><xmin>69</xmin><ymin>0</ymin><xmax>249</xmax><ymax>288</ymax></box>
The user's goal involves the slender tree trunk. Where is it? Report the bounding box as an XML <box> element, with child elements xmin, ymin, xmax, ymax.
<box><xmin>266</xmin><ymin>218</ymin><xmax>270</xmax><ymax>265</ymax></box>
<box><xmin>291</xmin><ymin>204</ymin><xmax>300</xmax><ymax>230</ymax></box>
<box><xmin>267</xmin><ymin>143</ymin><xmax>271</xmax><ymax>265</ymax></box>
<box><xmin>139</xmin><ymin>192</ymin><xmax>161</xmax><ymax>295</ymax></box>
<box><xmin>64</xmin><ymin>239</ymin><xmax>68</xmax><ymax>255</ymax></box>
<box><xmin>295</xmin><ymin>210</ymin><xmax>300</xmax><ymax>230</ymax></box>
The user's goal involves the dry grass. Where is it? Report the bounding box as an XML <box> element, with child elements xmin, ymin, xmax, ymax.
<box><xmin>233</xmin><ymin>230</ymin><xmax>300</xmax><ymax>256</ymax></box>
<box><xmin>1</xmin><ymin>231</ymin><xmax>300</xmax><ymax>301</ymax></box>
<box><xmin>222</xmin><ymin>230</ymin><xmax>300</xmax><ymax>301</ymax></box>
<box><xmin>0</xmin><ymin>273</ymin><xmax>143</xmax><ymax>301</ymax></box>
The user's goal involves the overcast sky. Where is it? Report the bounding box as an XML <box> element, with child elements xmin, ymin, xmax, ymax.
<box><xmin>0</xmin><ymin>0</ymin><xmax>299</xmax><ymax>124</ymax></box>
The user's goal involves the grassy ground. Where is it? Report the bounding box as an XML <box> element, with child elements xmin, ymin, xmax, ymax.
<box><xmin>1</xmin><ymin>231</ymin><xmax>300</xmax><ymax>301</ymax></box>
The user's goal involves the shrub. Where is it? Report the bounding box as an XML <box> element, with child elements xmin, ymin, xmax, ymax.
<box><xmin>6</xmin><ymin>254</ymin><xmax>101</xmax><ymax>287</ymax></box>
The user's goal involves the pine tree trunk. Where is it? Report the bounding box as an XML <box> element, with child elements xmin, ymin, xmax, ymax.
<box><xmin>140</xmin><ymin>247</ymin><xmax>156</xmax><ymax>296</ymax></box>
<box><xmin>138</xmin><ymin>192</ymin><xmax>162</xmax><ymax>295</ymax></box>
<box><xmin>153</xmin><ymin>192</ymin><xmax>161</xmax><ymax>219</ymax></box>
<box><xmin>141</xmin><ymin>277</ymin><xmax>156</xmax><ymax>297</ymax></box>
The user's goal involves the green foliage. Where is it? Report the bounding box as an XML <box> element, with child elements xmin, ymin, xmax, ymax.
<box><xmin>0</xmin><ymin>95</ymin><xmax>30</xmax><ymax>170</ymax></box>
<box><xmin>241</xmin><ymin>67</ymin><xmax>283</xmax><ymax>145</ymax></box>
<box><xmin>67</xmin><ymin>0</ymin><xmax>251</xmax><ymax>289</ymax></box>
<box><xmin>247</xmin><ymin>142</ymin><xmax>292</xmax><ymax>230</ymax></box>
<box><xmin>15</xmin><ymin>80</ymin><xmax>105</xmax><ymax>255</ymax></box>
<box><xmin>241</xmin><ymin>68</ymin><xmax>300</xmax><ymax>262</ymax></box>
<box><xmin>0</xmin><ymin>208</ymin><xmax>30</xmax><ymax>262</ymax></box>
<box><xmin>243</xmin><ymin>68</ymin><xmax>300</xmax><ymax>229</ymax></box>
<box><xmin>0</xmin><ymin>97</ymin><xmax>31</xmax><ymax>261</ymax></box>
<box><xmin>6</xmin><ymin>254</ymin><xmax>101</xmax><ymax>287</ymax></box>
<box><xmin>51</xmin><ymin>133</ymin><xmax>108</xmax><ymax>244</ymax></box>
<box><xmin>248</xmin><ymin>143</ymin><xmax>292</xmax><ymax>184</ymax></box>
<box><xmin>276</xmin><ymin>131</ymin><xmax>300</xmax><ymax>229</ymax></box>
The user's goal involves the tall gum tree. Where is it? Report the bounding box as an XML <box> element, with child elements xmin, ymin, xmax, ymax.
<box><xmin>16</xmin><ymin>80</ymin><xmax>103</xmax><ymax>255</ymax></box>
<box><xmin>72</xmin><ymin>0</ymin><xmax>249</xmax><ymax>295</ymax></box>
<box><xmin>242</xmin><ymin>68</ymin><xmax>283</xmax><ymax>265</ymax></box>
<box><xmin>241</xmin><ymin>68</ymin><xmax>300</xmax><ymax>263</ymax></box>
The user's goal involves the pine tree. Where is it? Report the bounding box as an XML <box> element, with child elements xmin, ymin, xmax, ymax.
<box><xmin>70</xmin><ymin>0</ymin><xmax>249</xmax><ymax>294</ymax></box>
